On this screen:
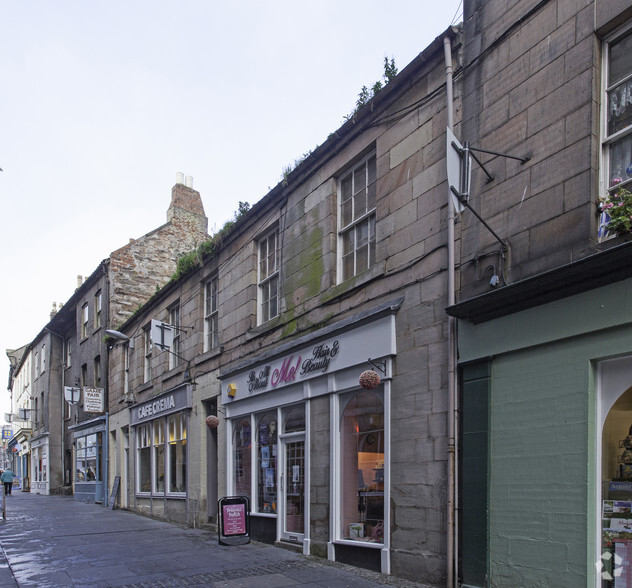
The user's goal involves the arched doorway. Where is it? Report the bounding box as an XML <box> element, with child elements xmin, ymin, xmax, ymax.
<box><xmin>599</xmin><ymin>355</ymin><xmax>632</xmax><ymax>586</ymax></box>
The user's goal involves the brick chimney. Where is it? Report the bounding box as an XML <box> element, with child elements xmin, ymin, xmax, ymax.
<box><xmin>167</xmin><ymin>173</ymin><xmax>207</xmax><ymax>229</ymax></box>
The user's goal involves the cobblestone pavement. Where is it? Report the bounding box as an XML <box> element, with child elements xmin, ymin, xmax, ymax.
<box><xmin>0</xmin><ymin>492</ymin><xmax>435</xmax><ymax>587</ymax></box>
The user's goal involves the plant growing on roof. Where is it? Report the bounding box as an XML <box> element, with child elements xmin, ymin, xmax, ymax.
<box><xmin>600</xmin><ymin>179</ymin><xmax>632</xmax><ymax>237</ymax></box>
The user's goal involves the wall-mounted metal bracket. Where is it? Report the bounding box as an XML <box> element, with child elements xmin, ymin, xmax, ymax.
<box><xmin>368</xmin><ymin>358</ymin><xmax>387</xmax><ymax>375</ymax></box>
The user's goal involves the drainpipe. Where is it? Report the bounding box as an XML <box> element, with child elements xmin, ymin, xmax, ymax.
<box><xmin>444</xmin><ymin>33</ymin><xmax>458</xmax><ymax>588</ymax></box>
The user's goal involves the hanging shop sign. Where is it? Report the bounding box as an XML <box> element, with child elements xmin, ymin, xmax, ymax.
<box><xmin>83</xmin><ymin>388</ymin><xmax>105</xmax><ymax>414</ymax></box>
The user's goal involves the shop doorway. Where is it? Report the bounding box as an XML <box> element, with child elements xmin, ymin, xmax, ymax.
<box><xmin>279</xmin><ymin>404</ymin><xmax>306</xmax><ymax>543</ymax></box>
<box><xmin>279</xmin><ymin>434</ymin><xmax>305</xmax><ymax>541</ymax></box>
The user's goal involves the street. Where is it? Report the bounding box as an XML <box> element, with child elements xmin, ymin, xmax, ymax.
<box><xmin>0</xmin><ymin>492</ymin><xmax>431</xmax><ymax>587</ymax></box>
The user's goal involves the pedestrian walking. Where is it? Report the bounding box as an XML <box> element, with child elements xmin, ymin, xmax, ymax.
<box><xmin>1</xmin><ymin>469</ymin><xmax>15</xmax><ymax>495</ymax></box>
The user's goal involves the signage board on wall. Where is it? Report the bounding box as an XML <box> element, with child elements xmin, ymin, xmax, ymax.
<box><xmin>130</xmin><ymin>384</ymin><xmax>192</xmax><ymax>426</ymax></box>
<box><xmin>220</xmin><ymin>313</ymin><xmax>396</xmax><ymax>403</ymax></box>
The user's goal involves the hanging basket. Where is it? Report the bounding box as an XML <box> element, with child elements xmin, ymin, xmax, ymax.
<box><xmin>359</xmin><ymin>370</ymin><xmax>381</xmax><ymax>390</ymax></box>
<box><xmin>205</xmin><ymin>415</ymin><xmax>220</xmax><ymax>429</ymax></box>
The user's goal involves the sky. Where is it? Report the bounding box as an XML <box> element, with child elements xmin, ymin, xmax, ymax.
<box><xmin>0</xmin><ymin>1</ymin><xmax>463</xmax><ymax>423</ymax></box>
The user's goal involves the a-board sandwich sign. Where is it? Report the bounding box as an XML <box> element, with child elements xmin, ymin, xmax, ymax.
<box><xmin>218</xmin><ymin>496</ymin><xmax>250</xmax><ymax>546</ymax></box>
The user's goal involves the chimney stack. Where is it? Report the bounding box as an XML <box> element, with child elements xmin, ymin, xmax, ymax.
<box><xmin>176</xmin><ymin>172</ymin><xmax>184</xmax><ymax>185</ymax></box>
<box><xmin>50</xmin><ymin>302</ymin><xmax>57</xmax><ymax>319</ymax></box>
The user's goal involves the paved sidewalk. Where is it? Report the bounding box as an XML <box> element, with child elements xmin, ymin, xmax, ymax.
<box><xmin>0</xmin><ymin>492</ymin><xmax>433</xmax><ymax>587</ymax></box>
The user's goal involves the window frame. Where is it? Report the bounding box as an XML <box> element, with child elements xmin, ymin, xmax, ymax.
<box><xmin>168</xmin><ymin>303</ymin><xmax>181</xmax><ymax>370</ymax></box>
<box><xmin>94</xmin><ymin>290</ymin><xmax>102</xmax><ymax>329</ymax></box>
<box><xmin>143</xmin><ymin>326</ymin><xmax>152</xmax><ymax>383</ymax></box>
<box><xmin>337</xmin><ymin>152</ymin><xmax>377</xmax><ymax>283</ymax></box>
<box><xmin>136</xmin><ymin>414</ymin><xmax>188</xmax><ymax>497</ymax></box>
<box><xmin>337</xmin><ymin>388</ymin><xmax>386</xmax><ymax>545</ymax></box>
<box><xmin>81</xmin><ymin>303</ymin><xmax>89</xmax><ymax>339</ymax></box>
<box><xmin>257</xmin><ymin>228</ymin><xmax>280</xmax><ymax>325</ymax></box>
<box><xmin>204</xmin><ymin>275</ymin><xmax>219</xmax><ymax>352</ymax></box>
<box><xmin>601</xmin><ymin>23</ymin><xmax>632</xmax><ymax>197</ymax></box>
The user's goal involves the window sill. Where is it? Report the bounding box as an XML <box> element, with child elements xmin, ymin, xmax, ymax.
<box><xmin>324</xmin><ymin>263</ymin><xmax>386</xmax><ymax>305</ymax></box>
<box><xmin>334</xmin><ymin>538</ymin><xmax>385</xmax><ymax>549</ymax></box>
<box><xmin>194</xmin><ymin>346</ymin><xmax>222</xmax><ymax>365</ymax></box>
<box><xmin>246</xmin><ymin>315</ymin><xmax>282</xmax><ymax>340</ymax></box>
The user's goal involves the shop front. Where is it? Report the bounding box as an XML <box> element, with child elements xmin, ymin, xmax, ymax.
<box><xmin>220</xmin><ymin>298</ymin><xmax>400</xmax><ymax>574</ymax></box>
<box><xmin>30</xmin><ymin>434</ymin><xmax>49</xmax><ymax>495</ymax></box>
<box><xmin>130</xmin><ymin>383</ymin><xmax>192</xmax><ymax>523</ymax></box>
<box><xmin>71</xmin><ymin>416</ymin><xmax>107</xmax><ymax>504</ymax></box>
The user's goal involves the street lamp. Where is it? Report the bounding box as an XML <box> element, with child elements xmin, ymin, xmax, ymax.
<box><xmin>105</xmin><ymin>329</ymin><xmax>134</xmax><ymax>349</ymax></box>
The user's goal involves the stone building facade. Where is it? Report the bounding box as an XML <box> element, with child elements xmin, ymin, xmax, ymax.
<box><xmin>6</xmin><ymin>177</ymin><xmax>208</xmax><ymax>505</ymax></box>
<box><xmin>107</xmin><ymin>28</ymin><xmax>461</xmax><ymax>586</ymax></box>
<box><xmin>109</xmin><ymin>179</ymin><xmax>208</xmax><ymax>327</ymax></box>
<box><xmin>447</xmin><ymin>1</ymin><xmax>632</xmax><ymax>586</ymax></box>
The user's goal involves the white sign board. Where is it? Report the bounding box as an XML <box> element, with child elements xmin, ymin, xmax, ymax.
<box><xmin>446</xmin><ymin>126</ymin><xmax>468</xmax><ymax>213</ymax></box>
<box><xmin>64</xmin><ymin>386</ymin><xmax>81</xmax><ymax>405</ymax></box>
<box><xmin>83</xmin><ymin>387</ymin><xmax>104</xmax><ymax>414</ymax></box>
<box><xmin>150</xmin><ymin>319</ymin><xmax>174</xmax><ymax>351</ymax></box>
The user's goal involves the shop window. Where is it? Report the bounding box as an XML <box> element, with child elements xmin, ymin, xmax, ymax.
<box><xmin>340</xmin><ymin>390</ymin><xmax>384</xmax><ymax>543</ymax></box>
<box><xmin>233</xmin><ymin>418</ymin><xmax>252</xmax><ymax>499</ymax></box>
<box><xmin>154</xmin><ymin>420</ymin><xmax>165</xmax><ymax>492</ymax></box>
<box><xmin>168</xmin><ymin>413</ymin><xmax>187</xmax><ymax>494</ymax></box>
<box><xmin>257</xmin><ymin>412</ymin><xmax>277</xmax><ymax>513</ymax></box>
<box><xmin>338</xmin><ymin>153</ymin><xmax>377</xmax><ymax>282</ymax></box>
<box><xmin>137</xmin><ymin>424</ymin><xmax>151</xmax><ymax>493</ymax></box>
<box><xmin>283</xmin><ymin>405</ymin><xmax>305</xmax><ymax>433</ymax></box>
<box><xmin>75</xmin><ymin>433</ymin><xmax>102</xmax><ymax>483</ymax></box>
<box><xmin>601</xmin><ymin>383</ymin><xmax>632</xmax><ymax>580</ymax></box>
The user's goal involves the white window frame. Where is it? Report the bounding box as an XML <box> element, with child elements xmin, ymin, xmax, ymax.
<box><xmin>204</xmin><ymin>275</ymin><xmax>219</xmax><ymax>352</ymax></box>
<box><xmin>81</xmin><ymin>303</ymin><xmax>89</xmax><ymax>339</ymax></box>
<box><xmin>331</xmin><ymin>378</ymin><xmax>391</xmax><ymax>572</ymax></box>
<box><xmin>136</xmin><ymin>424</ymin><xmax>151</xmax><ymax>494</ymax></box>
<box><xmin>337</xmin><ymin>152</ymin><xmax>377</xmax><ymax>283</ymax></box>
<box><xmin>601</xmin><ymin>24</ymin><xmax>632</xmax><ymax>197</ymax></box>
<box><xmin>257</xmin><ymin>228</ymin><xmax>279</xmax><ymax>325</ymax></box>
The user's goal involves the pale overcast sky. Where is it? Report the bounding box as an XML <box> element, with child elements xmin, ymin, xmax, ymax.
<box><xmin>0</xmin><ymin>1</ymin><xmax>462</xmax><ymax>421</ymax></box>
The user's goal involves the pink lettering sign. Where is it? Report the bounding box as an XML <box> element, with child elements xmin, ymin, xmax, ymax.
<box><xmin>270</xmin><ymin>355</ymin><xmax>301</xmax><ymax>387</ymax></box>
<box><xmin>223</xmin><ymin>503</ymin><xmax>246</xmax><ymax>535</ymax></box>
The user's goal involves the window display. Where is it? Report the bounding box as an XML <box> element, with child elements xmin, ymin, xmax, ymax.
<box><xmin>602</xmin><ymin>387</ymin><xmax>632</xmax><ymax>585</ymax></box>
<box><xmin>340</xmin><ymin>390</ymin><xmax>384</xmax><ymax>543</ymax></box>
<box><xmin>233</xmin><ymin>419</ymin><xmax>252</xmax><ymax>499</ymax></box>
<box><xmin>257</xmin><ymin>412</ymin><xmax>277</xmax><ymax>513</ymax></box>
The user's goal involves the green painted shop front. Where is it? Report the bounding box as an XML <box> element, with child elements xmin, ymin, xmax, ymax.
<box><xmin>455</xmin><ymin>277</ymin><xmax>632</xmax><ymax>587</ymax></box>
